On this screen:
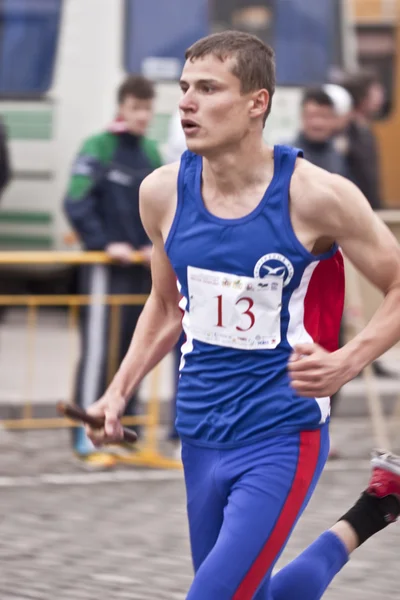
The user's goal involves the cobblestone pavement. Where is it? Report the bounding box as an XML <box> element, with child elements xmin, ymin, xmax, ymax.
<box><xmin>0</xmin><ymin>421</ymin><xmax>399</xmax><ymax>599</ymax></box>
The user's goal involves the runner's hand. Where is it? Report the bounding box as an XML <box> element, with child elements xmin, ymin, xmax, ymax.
<box><xmin>288</xmin><ymin>343</ymin><xmax>349</xmax><ymax>397</ymax></box>
<box><xmin>85</xmin><ymin>391</ymin><xmax>127</xmax><ymax>446</ymax></box>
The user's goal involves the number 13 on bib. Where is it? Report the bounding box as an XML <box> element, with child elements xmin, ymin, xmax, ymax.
<box><xmin>187</xmin><ymin>266</ymin><xmax>283</xmax><ymax>351</ymax></box>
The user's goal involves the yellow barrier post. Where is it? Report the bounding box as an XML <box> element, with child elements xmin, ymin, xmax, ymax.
<box><xmin>23</xmin><ymin>302</ymin><xmax>37</xmax><ymax>421</ymax></box>
<box><xmin>107</xmin><ymin>303</ymin><xmax>121</xmax><ymax>386</ymax></box>
<box><xmin>0</xmin><ymin>251</ymin><xmax>181</xmax><ymax>470</ymax></box>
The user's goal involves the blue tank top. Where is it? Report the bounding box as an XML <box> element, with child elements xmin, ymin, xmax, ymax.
<box><xmin>165</xmin><ymin>146</ymin><xmax>344</xmax><ymax>448</ymax></box>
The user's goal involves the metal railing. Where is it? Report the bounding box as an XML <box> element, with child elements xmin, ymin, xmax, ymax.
<box><xmin>0</xmin><ymin>251</ymin><xmax>180</xmax><ymax>469</ymax></box>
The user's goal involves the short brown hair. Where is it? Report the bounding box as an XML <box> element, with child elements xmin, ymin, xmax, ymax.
<box><xmin>185</xmin><ymin>31</ymin><xmax>275</xmax><ymax>123</ymax></box>
<box><xmin>117</xmin><ymin>75</ymin><xmax>155</xmax><ymax>104</ymax></box>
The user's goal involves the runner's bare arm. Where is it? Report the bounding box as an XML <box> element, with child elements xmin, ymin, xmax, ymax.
<box><xmin>289</xmin><ymin>169</ymin><xmax>400</xmax><ymax>396</ymax></box>
<box><xmin>328</xmin><ymin>176</ymin><xmax>400</xmax><ymax>375</ymax></box>
<box><xmin>107</xmin><ymin>164</ymin><xmax>183</xmax><ymax>401</ymax></box>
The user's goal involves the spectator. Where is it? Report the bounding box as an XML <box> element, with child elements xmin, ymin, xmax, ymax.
<box><xmin>323</xmin><ymin>83</ymin><xmax>353</xmax><ymax>145</ymax></box>
<box><xmin>64</xmin><ymin>75</ymin><xmax>162</xmax><ymax>467</ymax></box>
<box><xmin>293</xmin><ymin>87</ymin><xmax>347</xmax><ymax>176</ymax></box>
<box><xmin>343</xmin><ymin>71</ymin><xmax>385</xmax><ymax>210</ymax></box>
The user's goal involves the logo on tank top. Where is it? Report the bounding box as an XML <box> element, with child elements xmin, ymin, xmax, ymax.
<box><xmin>254</xmin><ymin>253</ymin><xmax>294</xmax><ymax>287</ymax></box>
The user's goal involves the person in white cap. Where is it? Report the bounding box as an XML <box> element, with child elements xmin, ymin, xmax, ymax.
<box><xmin>324</xmin><ymin>84</ymin><xmax>353</xmax><ymax>130</ymax></box>
<box><xmin>323</xmin><ymin>83</ymin><xmax>353</xmax><ymax>162</ymax></box>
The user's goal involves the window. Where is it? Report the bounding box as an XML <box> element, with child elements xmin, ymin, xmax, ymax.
<box><xmin>274</xmin><ymin>0</ymin><xmax>342</xmax><ymax>85</ymax></box>
<box><xmin>0</xmin><ymin>0</ymin><xmax>63</xmax><ymax>96</ymax></box>
<box><xmin>124</xmin><ymin>0</ymin><xmax>209</xmax><ymax>80</ymax></box>
<box><xmin>125</xmin><ymin>0</ymin><xmax>343</xmax><ymax>85</ymax></box>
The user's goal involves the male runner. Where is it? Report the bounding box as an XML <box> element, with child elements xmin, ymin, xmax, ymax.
<box><xmin>85</xmin><ymin>32</ymin><xmax>400</xmax><ymax>599</ymax></box>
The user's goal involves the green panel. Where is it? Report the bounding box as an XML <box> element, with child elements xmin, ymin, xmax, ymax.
<box><xmin>0</xmin><ymin>234</ymin><xmax>53</xmax><ymax>248</ymax></box>
<box><xmin>1</xmin><ymin>109</ymin><xmax>169</xmax><ymax>142</ymax></box>
<box><xmin>148</xmin><ymin>113</ymin><xmax>171</xmax><ymax>144</ymax></box>
<box><xmin>1</xmin><ymin>109</ymin><xmax>53</xmax><ymax>140</ymax></box>
<box><xmin>0</xmin><ymin>210</ymin><xmax>52</xmax><ymax>225</ymax></box>
<box><xmin>0</xmin><ymin>108</ymin><xmax>173</xmax><ymax>142</ymax></box>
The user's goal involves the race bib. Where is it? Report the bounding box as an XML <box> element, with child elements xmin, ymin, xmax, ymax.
<box><xmin>187</xmin><ymin>266</ymin><xmax>283</xmax><ymax>351</ymax></box>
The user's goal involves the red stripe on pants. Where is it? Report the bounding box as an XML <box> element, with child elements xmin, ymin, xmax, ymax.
<box><xmin>233</xmin><ymin>430</ymin><xmax>321</xmax><ymax>600</ymax></box>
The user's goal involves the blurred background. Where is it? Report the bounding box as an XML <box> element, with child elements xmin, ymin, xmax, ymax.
<box><xmin>0</xmin><ymin>0</ymin><xmax>399</xmax><ymax>255</ymax></box>
<box><xmin>0</xmin><ymin>1</ymin><xmax>399</xmax><ymax>599</ymax></box>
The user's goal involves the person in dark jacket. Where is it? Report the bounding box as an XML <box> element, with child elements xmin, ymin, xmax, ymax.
<box><xmin>293</xmin><ymin>87</ymin><xmax>347</xmax><ymax>176</ymax></box>
<box><xmin>343</xmin><ymin>71</ymin><xmax>385</xmax><ymax>210</ymax></box>
<box><xmin>64</xmin><ymin>75</ymin><xmax>162</xmax><ymax>466</ymax></box>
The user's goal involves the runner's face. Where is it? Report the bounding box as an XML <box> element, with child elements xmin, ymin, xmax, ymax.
<box><xmin>179</xmin><ymin>55</ymin><xmax>260</xmax><ymax>155</ymax></box>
